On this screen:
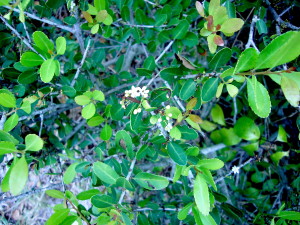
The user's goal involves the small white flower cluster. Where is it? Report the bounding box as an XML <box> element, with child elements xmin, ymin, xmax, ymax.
<box><xmin>133</xmin><ymin>107</ymin><xmax>142</xmax><ymax>114</ymax></box>
<box><xmin>125</xmin><ymin>86</ymin><xmax>149</xmax><ymax>98</ymax></box>
<box><xmin>232</xmin><ymin>165</ymin><xmax>240</xmax><ymax>174</ymax></box>
<box><xmin>120</xmin><ymin>86</ymin><xmax>150</xmax><ymax>110</ymax></box>
<box><xmin>164</xmin><ymin>106</ymin><xmax>173</xmax><ymax>132</ymax></box>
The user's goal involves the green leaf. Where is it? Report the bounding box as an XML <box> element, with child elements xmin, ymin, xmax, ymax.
<box><xmin>77</xmin><ymin>189</ymin><xmax>101</xmax><ymax>200</ymax></box>
<box><xmin>208</xmin><ymin>47</ymin><xmax>232</xmax><ymax>71</ymax></box>
<box><xmin>276</xmin><ymin>125</ymin><xmax>287</xmax><ymax>142</ymax></box>
<box><xmin>207</xmin><ymin>34</ymin><xmax>217</xmax><ymax>54</ymax></box>
<box><xmin>255</xmin><ymin>31</ymin><xmax>300</xmax><ymax>70</ymax></box>
<box><xmin>20</xmin><ymin>52</ymin><xmax>44</xmax><ymax>67</ymax></box>
<box><xmin>74</xmin><ymin>95</ymin><xmax>91</xmax><ymax>105</ymax></box>
<box><xmin>32</xmin><ymin>31</ymin><xmax>54</xmax><ymax>53</ymax></box>
<box><xmin>197</xmin><ymin>158</ymin><xmax>224</xmax><ymax>170</ymax></box>
<box><xmin>234</xmin><ymin>117</ymin><xmax>260</xmax><ymax>141</ymax></box>
<box><xmin>199</xmin><ymin>213</ymin><xmax>218</xmax><ymax>225</ymax></box>
<box><xmin>93</xmin><ymin>161</ymin><xmax>119</xmax><ymax>184</ymax></box>
<box><xmin>46</xmin><ymin>189</ymin><xmax>65</xmax><ymax>199</ymax></box>
<box><xmin>9</xmin><ymin>156</ymin><xmax>28</xmax><ymax>195</ymax></box>
<box><xmin>210</xmin><ymin>128</ymin><xmax>241</xmax><ymax>146</ymax></box>
<box><xmin>130</xmin><ymin>110</ymin><xmax>143</xmax><ymax>132</ymax></box>
<box><xmin>225</xmin><ymin>0</ymin><xmax>236</xmax><ymax>18</ymax></box>
<box><xmin>103</xmin><ymin>14</ymin><xmax>113</xmax><ymax>25</ymax></box>
<box><xmin>134</xmin><ymin>172</ymin><xmax>169</xmax><ymax>190</ymax></box>
<box><xmin>116</xmin><ymin>177</ymin><xmax>134</xmax><ymax>191</ymax></box>
<box><xmin>94</xmin><ymin>0</ymin><xmax>105</xmax><ymax>11</ymax></box>
<box><xmin>278</xmin><ymin>211</ymin><xmax>300</xmax><ymax>221</ymax></box>
<box><xmin>167</xmin><ymin>142</ymin><xmax>187</xmax><ymax>165</ymax></box>
<box><xmin>194</xmin><ymin>174</ymin><xmax>210</xmax><ymax>216</ymax></box>
<box><xmin>202</xmin><ymin>78</ymin><xmax>219</xmax><ymax>102</ymax></box>
<box><xmin>220</xmin><ymin>18</ymin><xmax>244</xmax><ymax>33</ymax></box>
<box><xmin>201</xmin><ymin>168</ymin><xmax>217</xmax><ymax>191</ymax></box>
<box><xmin>209</xmin><ymin>0</ymin><xmax>220</xmax><ymax>15</ymax></box>
<box><xmin>0</xmin><ymin>141</ymin><xmax>17</xmax><ymax>155</ymax></box>
<box><xmin>18</xmin><ymin>71</ymin><xmax>38</xmax><ymax>84</ymax></box>
<box><xmin>96</xmin><ymin>10</ymin><xmax>108</xmax><ymax>22</ymax></box>
<box><xmin>211</xmin><ymin>104</ymin><xmax>225</xmax><ymax>126</ymax></box>
<box><xmin>3</xmin><ymin>113</ymin><xmax>19</xmax><ymax>132</ymax></box>
<box><xmin>63</xmin><ymin>162</ymin><xmax>79</xmax><ymax>184</ymax></box>
<box><xmin>0</xmin><ymin>130</ymin><xmax>19</xmax><ymax>144</ymax></box>
<box><xmin>91</xmin><ymin>24</ymin><xmax>100</xmax><ymax>34</ymax></box>
<box><xmin>91</xmin><ymin>194</ymin><xmax>116</xmax><ymax>208</ymax></box>
<box><xmin>82</xmin><ymin>103</ymin><xmax>96</xmax><ymax>119</ymax></box>
<box><xmin>46</xmin><ymin>209</ymin><xmax>70</xmax><ymax>225</ymax></box>
<box><xmin>178</xmin><ymin>202</ymin><xmax>193</xmax><ymax>220</ymax></box>
<box><xmin>100</xmin><ymin>124</ymin><xmax>112</xmax><ymax>141</ymax></box>
<box><xmin>115</xmin><ymin>130</ymin><xmax>134</xmax><ymax>159</ymax></box>
<box><xmin>87</xmin><ymin>115</ymin><xmax>104</xmax><ymax>127</ymax></box>
<box><xmin>172</xmin><ymin>20</ymin><xmax>189</xmax><ymax>40</ymax></box>
<box><xmin>92</xmin><ymin>90</ymin><xmax>105</xmax><ymax>101</ymax></box>
<box><xmin>256</xmin><ymin>19</ymin><xmax>268</xmax><ymax>34</ymax></box>
<box><xmin>234</xmin><ymin>48</ymin><xmax>259</xmax><ymax>73</ymax></box>
<box><xmin>179</xmin><ymin>79</ymin><xmax>197</xmax><ymax>101</ymax></box>
<box><xmin>56</xmin><ymin>37</ymin><xmax>66</xmax><ymax>55</ymax></box>
<box><xmin>0</xmin><ymin>93</ymin><xmax>16</xmax><ymax>108</ymax></box>
<box><xmin>40</xmin><ymin>59</ymin><xmax>56</xmax><ymax>83</ymax></box>
<box><xmin>25</xmin><ymin>134</ymin><xmax>44</xmax><ymax>151</ymax></box>
<box><xmin>170</xmin><ymin>127</ymin><xmax>182</xmax><ymax>140</ymax></box>
<box><xmin>247</xmin><ymin>76</ymin><xmax>271</xmax><ymax>118</ymax></box>
<box><xmin>0</xmin><ymin>0</ymin><xmax>10</xmax><ymax>6</ymax></box>
<box><xmin>270</xmin><ymin>151</ymin><xmax>289</xmax><ymax>165</ymax></box>
<box><xmin>281</xmin><ymin>76</ymin><xmax>300</xmax><ymax>107</ymax></box>
<box><xmin>178</xmin><ymin>125</ymin><xmax>198</xmax><ymax>140</ymax></box>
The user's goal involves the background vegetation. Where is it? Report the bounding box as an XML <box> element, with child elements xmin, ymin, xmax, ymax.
<box><xmin>0</xmin><ymin>0</ymin><xmax>299</xmax><ymax>224</ymax></box>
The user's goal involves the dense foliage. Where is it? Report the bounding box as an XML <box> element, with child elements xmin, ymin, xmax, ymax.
<box><xmin>0</xmin><ymin>0</ymin><xmax>300</xmax><ymax>224</ymax></box>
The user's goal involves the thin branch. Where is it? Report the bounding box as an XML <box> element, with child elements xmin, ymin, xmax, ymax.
<box><xmin>118</xmin><ymin>157</ymin><xmax>137</xmax><ymax>204</ymax></box>
<box><xmin>70</xmin><ymin>38</ymin><xmax>92</xmax><ymax>87</ymax></box>
<box><xmin>200</xmin><ymin>143</ymin><xmax>226</xmax><ymax>155</ymax></box>
<box><xmin>0</xmin><ymin>113</ymin><xmax>7</xmax><ymax>130</ymax></box>
<box><xmin>0</xmin><ymin>15</ymin><xmax>46</xmax><ymax>60</ymax></box>
<box><xmin>4</xmin><ymin>6</ymin><xmax>74</xmax><ymax>33</ymax></box>
<box><xmin>215</xmin><ymin>158</ymin><xmax>254</xmax><ymax>183</ymax></box>
<box><xmin>155</xmin><ymin>41</ymin><xmax>174</xmax><ymax>63</ymax></box>
<box><xmin>245</xmin><ymin>15</ymin><xmax>259</xmax><ymax>52</ymax></box>
<box><xmin>265</xmin><ymin>1</ymin><xmax>300</xmax><ymax>30</ymax></box>
<box><xmin>62</xmin><ymin>119</ymin><xmax>86</xmax><ymax>143</ymax></box>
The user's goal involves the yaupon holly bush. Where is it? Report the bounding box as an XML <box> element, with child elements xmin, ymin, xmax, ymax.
<box><xmin>0</xmin><ymin>0</ymin><xmax>299</xmax><ymax>224</ymax></box>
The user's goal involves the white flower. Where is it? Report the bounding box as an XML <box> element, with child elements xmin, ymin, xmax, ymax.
<box><xmin>166</xmin><ymin>116</ymin><xmax>170</xmax><ymax>120</ymax></box>
<box><xmin>232</xmin><ymin>166</ymin><xmax>240</xmax><ymax>174</ymax></box>
<box><xmin>168</xmin><ymin>113</ymin><xmax>172</xmax><ymax>117</ymax></box>
<box><xmin>133</xmin><ymin>109</ymin><xmax>138</xmax><ymax>114</ymax></box>
<box><xmin>166</xmin><ymin>94</ymin><xmax>170</xmax><ymax>98</ymax></box>
<box><xmin>157</xmin><ymin>118</ymin><xmax>162</xmax><ymax>123</ymax></box>
<box><xmin>166</xmin><ymin>105</ymin><xmax>170</xmax><ymax>109</ymax></box>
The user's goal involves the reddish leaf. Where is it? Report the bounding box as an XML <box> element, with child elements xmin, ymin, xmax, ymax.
<box><xmin>207</xmin><ymin>16</ymin><xmax>214</xmax><ymax>31</ymax></box>
<box><xmin>213</xmin><ymin>35</ymin><xmax>224</xmax><ymax>46</ymax></box>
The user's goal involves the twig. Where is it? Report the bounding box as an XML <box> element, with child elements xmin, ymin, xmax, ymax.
<box><xmin>67</xmin><ymin>199</ymin><xmax>91</xmax><ymax>225</ymax></box>
<box><xmin>118</xmin><ymin>157</ymin><xmax>137</xmax><ymax>204</ymax></box>
<box><xmin>200</xmin><ymin>143</ymin><xmax>226</xmax><ymax>155</ymax></box>
<box><xmin>215</xmin><ymin>158</ymin><xmax>254</xmax><ymax>183</ymax></box>
<box><xmin>22</xmin><ymin>21</ymin><xmax>31</xmax><ymax>43</ymax></box>
<box><xmin>38</xmin><ymin>114</ymin><xmax>44</xmax><ymax>137</ymax></box>
<box><xmin>62</xmin><ymin>119</ymin><xmax>86</xmax><ymax>143</ymax></box>
<box><xmin>265</xmin><ymin>1</ymin><xmax>300</xmax><ymax>30</ymax></box>
<box><xmin>245</xmin><ymin>15</ymin><xmax>259</xmax><ymax>52</ymax></box>
<box><xmin>0</xmin><ymin>113</ymin><xmax>7</xmax><ymax>130</ymax></box>
<box><xmin>70</xmin><ymin>38</ymin><xmax>92</xmax><ymax>87</ymax></box>
<box><xmin>0</xmin><ymin>15</ymin><xmax>46</xmax><ymax>60</ymax></box>
<box><xmin>135</xmin><ymin>207</ymin><xmax>178</xmax><ymax>212</ymax></box>
<box><xmin>155</xmin><ymin>41</ymin><xmax>174</xmax><ymax>63</ymax></box>
<box><xmin>4</xmin><ymin>6</ymin><xmax>74</xmax><ymax>33</ymax></box>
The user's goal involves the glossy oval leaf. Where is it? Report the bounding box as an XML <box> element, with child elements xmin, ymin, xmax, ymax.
<box><xmin>56</xmin><ymin>36</ymin><xmax>66</xmax><ymax>55</ymax></box>
<box><xmin>46</xmin><ymin>189</ymin><xmax>65</xmax><ymax>199</ymax></box>
<box><xmin>115</xmin><ymin>130</ymin><xmax>134</xmax><ymax>159</ymax></box>
<box><xmin>202</xmin><ymin>78</ymin><xmax>219</xmax><ymax>102</ymax></box>
<box><xmin>91</xmin><ymin>194</ymin><xmax>116</xmax><ymax>208</ymax></box>
<box><xmin>63</xmin><ymin>162</ymin><xmax>79</xmax><ymax>184</ymax></box>
<box><xmin>247</xmin><ymin>76</ymin><xmax>271</xmax><ymax>118</ymax></box>
<box><xmin>9</xmin><ymin>156</ymin><xmax>28</xmax><ymax>195</ymax></box>
<box><xmin>234</xmin><ymin>117</ymin><xmax>260</xmax><ymax>141</ymax></box>
<box><xmin>255</xmin><ymin>31</ymin><xmax>300</xmax><ymax>70</ymax></box>
<box><xmin>167</xmin><ymin>142</ymin><xmax>187</xmax><ymax>165</ymax></box>
<box><xmin>3</xmin><ymin>113</ymin><xmax>19</xmax><ymax>132</ymax></box>
<box><xmin>134</xmin><ymin>172</ymin><xmax>169</xmax><ymax>190</ymax></box>
<box><xmin>234</xmin><ymin>48</ymin><xmax>259</xmax><ymax>73</ymax></box>
<box><xmin>25</xmin><ymin>134</ymin><xmax>44</xmax><ymax>151</ymax></box>
<box><xmin>20</xmin><ymin>52</ymin><xmax>44</xmax><ymax>67</ymax></box>
<box><xmin>197</xmin><ymin>158</ymin><xmax>224</xmax><ymax>170</ymax></box>
<box><xmin>82</xmin><ymin>103</ymin><xmax>96</xmax><ymax>119</ymax></box>
<box><xmin>77</xmin><ymin>189</ymin><xmax>101</xmax><ymax>200</ymax></box>
<box><xmin>194</xmin><ymin>174</ymin><xmax>210</xmax><ymax>216</ymax></box>
<box><xmin>208</xmin><ymin>47</ymin><xmax>232</xmax><ymax>71</ymax></box>
<box><xmin>220</xmin><ymin>18</ymin><xmax>244</xmax><ymax>33</ymax></box>
<box><xmin>179</xmin><ymin>79</ymin><xmax>197</xmax><ymax>100</ymax></box>
<box><xmin>93</xmin><ymin>161</ymin><xmax>119</xmax><ymax>185</ymax></box>
<box><xmin>281</xmin><ymin>76</ymin><xmax>300</xmax><ymax>107</ymax></box>
<box><xmin>0</xmin><ymin>141</ymin><xmax>17</xmax><ymax>155</ymax></box>
<box><xmin>40</xmin><ymin>59</ymin><xmax>56</xmax><ymax>83</ymax></box>
<box><xmin>33</xmin><ymin>31</ymin><xmax>54</xmax><ymax>53</ymax></box>
<box><xmin>0</xmin><ymin>93</ymin><xmax>16</xmax><ymax>108</ymax></box>
<box><xmin>100</xmin><ymin>124</ymin><xmax>112</xmax><ymax>141</ymax></box>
